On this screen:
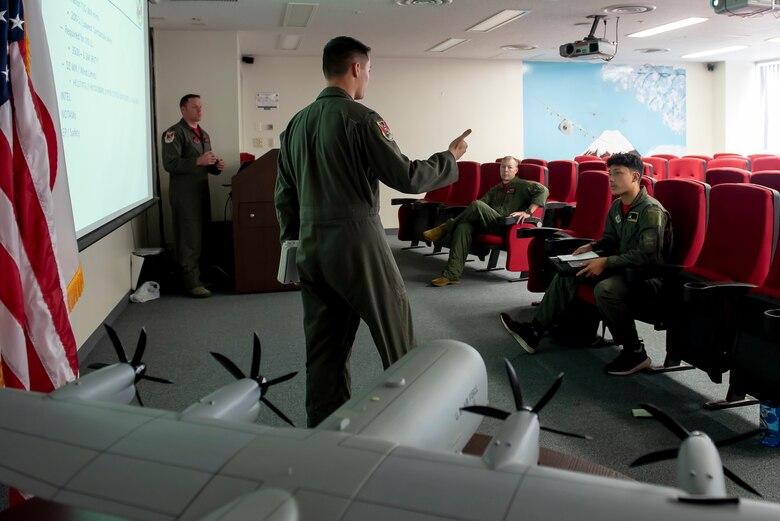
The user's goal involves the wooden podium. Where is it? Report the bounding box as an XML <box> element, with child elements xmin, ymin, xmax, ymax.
<box><xmin>232</xmin><ymin>149</ymin><xmax>298</xmax><ymax>293</ymax></box>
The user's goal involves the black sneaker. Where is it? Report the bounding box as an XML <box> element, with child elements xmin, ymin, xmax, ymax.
<box><xmin>604</xmin><ymin>347</ymin><xmax>651</xmax><ymax>376</ymax></box>
<box><xmin>499</xmin><ymin>313</ymin><xmax>540</xmax><ymax>354</ymax></box>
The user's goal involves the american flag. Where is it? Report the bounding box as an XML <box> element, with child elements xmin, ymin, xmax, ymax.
<box><xmin>0</xmin><ymin>0</ymin><xmax>78</xmax><ymax>393</ymax></box>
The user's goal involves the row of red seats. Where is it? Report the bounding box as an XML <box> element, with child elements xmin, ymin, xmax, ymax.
<box><xmin>523</xmin><ymin>175</ymin><xmax>780</xmax><ymax>408</ymax></box>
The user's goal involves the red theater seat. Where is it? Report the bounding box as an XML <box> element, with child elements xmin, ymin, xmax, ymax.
<box><xmin>752</xmin><ymin>156</ymin><xmax>780</xmax><ymax>172</ymax></box>
<box><xmin>478</xmin><ymin>163</ymin><xmax>502</xmax><ymax>200</ymax></box>
<box><xmin>707</xmin><ymin>157</ymin><xmax>751</xmax><ymax>171</ymax></box>
<box><xmin>642</xmin><ymin>157</ymin><xmax>668</xmax><ymax>179</ymax></box>
<box><xmin>521</xmin><ymin>158</ymin><xmax>548</xmax><ymax>167</ymax></box>
<box><xmin>574</xmin><ymin>155</ymin><xmax>600</xmax><ymax>163</ymax></box>
<box><xmin>652</xmin><ymin>153</ymin><xmax>678</xmax><ymax>161</ymax></box>
<box><xmin>663</xmin><ymin>184</ymin><xmax>779</xmax><ymax>399</ymax></box>
<box><xmin>667</xmin><ymin>157</ymin><xmax>706</xmax><ymax>181</ymax></box>
<box><xmin>752</xmin><ymin>171</ymin><xmax>780</xmax><ymax>192</ymax></box>
<box><xmin>577</xmin><ymin>160</ymin><xmax>607</xmax><ymax>172</ymax></box>
<box><xmin>705</xmin><ymin>167</ymin><xmax>750</xmax><ymax>186</ymax></box>
<box><xmin>524</xmin><ymin>171</ymin><xmax>611</xmax><ymax>293</ymax></box>
<box><xmin>517</xmin><ymin>163</ymin><xmax>549</xmax><ymax>186</ymax></box>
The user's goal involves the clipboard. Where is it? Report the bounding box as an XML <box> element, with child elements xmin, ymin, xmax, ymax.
<box><xmin>277</xmin><ymin>240</ymin><xmax>299</xmax><ymax>284</ymax></box>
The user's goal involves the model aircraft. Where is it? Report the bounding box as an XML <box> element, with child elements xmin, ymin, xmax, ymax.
<box><xmin>0</xmin><ymin>327</ymin><xmax>778</xmax><ymax>521</ymax></box>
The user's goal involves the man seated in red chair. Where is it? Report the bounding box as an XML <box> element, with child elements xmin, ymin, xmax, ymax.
<box><xmin>422</xmin><ymin>156</ymin><xmax>549</xmax><ymax>287</ymax></box>
<box><xmin>500</xmin><ymin>152</ymin><xmax>672</xmax><ymax>376</ymax></box>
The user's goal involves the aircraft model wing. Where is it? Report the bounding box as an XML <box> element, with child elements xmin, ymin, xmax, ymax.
<box><xmin>2</xmin><ymin>341</ymin><xmax>780</xmax><ymax>521</ymax></box>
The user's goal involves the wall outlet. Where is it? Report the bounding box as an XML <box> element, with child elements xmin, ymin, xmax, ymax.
<box><xmin>252</xmin><ymin>137</ymin><xmax>263</xmax><ymax>148</ymax></box>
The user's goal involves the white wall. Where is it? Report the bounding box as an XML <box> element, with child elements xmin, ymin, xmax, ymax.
<box><xmin>686</xmin><ymin>62</ymin><xmax>718</xmax><ymax>156</ymax></box>
<box><xmin>240</xmin><ymin>56</ymin><xmax>524</xmax><ymax>227</ymax></box>
<box><xmin>153</xmin><ymin>30</ymin><xmax>242</xmax><ymax>239</ymax></box>
<box><xmin>723</xmin><ymin>61</ymin><xmax>760</xmax><ymax>155</ymax></box>
<box><xmin>69</xmin><ymin>224</ymin><xmax>135</xmax><ymax>347</ymax></box>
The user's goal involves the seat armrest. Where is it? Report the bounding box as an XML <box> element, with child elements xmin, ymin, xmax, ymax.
<box><xmin>682</xmin><ymin>281</ymin><xmax>757</xmax><ymax>303</ymax></box>
<box><xmin>624</xmin><ymin>264</ymin><xmax>686</xmax><ymax>283</ymax></box>
<box><xmin>391</xmin><ymin>197</ymin><xmax>419</xmax><ymax>205</ymax></box>
<box><xmin>410</xmin><ymin>200</ymin><xmax>442</xmax><ymax>210</ymax></box>
<box><xmin>437</xmin><ymin>204</ymin><xmax>467</xmax><ymax>218</ymax></box>
<box><xmin>497</xmin><ymin>216</ymin><xmax>542</xmax><ymax>227</ymax></box>
<box><xmin>765</xmin><ymin>309</ymin><xmax>780</xmax><ymax>337</ymax></box>
<box><xmin>543</xmin><ymin>201</ymin><xmax>574</xmax><ymax>210</ymax></box>
<box><xmin>545</xmin><ymin>237</ymin><xmax>592</xmax><ymax>256</ymax></box>
<box><xmin>516</xmin><ymin>226</ymin><xmax>569</xmax><ymax>239</ymax></box>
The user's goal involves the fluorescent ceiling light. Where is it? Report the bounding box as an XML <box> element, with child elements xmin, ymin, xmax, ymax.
<box><xmin>467</xmin><ymin>10</ymin><xmax>530</xmax><ymax>32</ymax></box>
<box><xmin>427</xmin><ymin>38</ymin><xmax>469</xmax><ymax>52</ymax></box>
<box><xmin>277</xmin><ymin>34</ymin><xmax>302</xmax><ymax>50</ymax></box>
<box><xmin>767</xmin><ymin>36</ymin><xmax>780</xmax><ymax>43</ymax></box>
<box><xmin>682</xmin><ymin>45</ymin><xmax>747</xmax><ymax>59</ymax></box>
<box><xmin>283</xmin><ymin>3</ymin><xmax>318</xmax><ymax>28</ymax></box>
<box><xmin>628</xmin><ymin>17</ymin><xmax>708</xmax><ymax>38</ymax></box>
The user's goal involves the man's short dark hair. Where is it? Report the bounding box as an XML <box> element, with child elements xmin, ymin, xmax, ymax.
<box><xmin>180</xmin><ymin>94</ymin><xmax>200</xmax><ymax>108</ymax></box>
<box><xmin>322</xmin><ymin>36</ymin><xmax>370</xmax><ymax>79</ymax></box>
<box><xmin>606</xmin><ymin>152</ymin><xmax>644</xmax><ymax>175</ymax></box>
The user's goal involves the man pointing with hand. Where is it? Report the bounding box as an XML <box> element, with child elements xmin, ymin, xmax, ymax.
<box><xmin>275</xmin><ymin>36</ymin><xmax>470</xmax><ymax>426</ymax></box>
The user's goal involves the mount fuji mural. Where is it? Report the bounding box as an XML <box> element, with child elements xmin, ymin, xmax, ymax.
<box><xmin>583</xmin><ymin>130</ymin><xmax>638</xmax><ymax>158</ymax></box>
<box><xmin>523</xmin><ymin>62</ymin><xmax>686</xmax><ymax>160</ymax></box>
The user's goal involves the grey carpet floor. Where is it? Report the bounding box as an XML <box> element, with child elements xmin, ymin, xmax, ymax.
<box><xmin>76</xmin><ymin>233</ymin><xmax>780</xmax><ymax>504</ymax></box>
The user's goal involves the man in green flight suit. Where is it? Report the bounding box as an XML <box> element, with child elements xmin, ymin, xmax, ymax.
<box><xmin>422</xmin><ymin>156</ymin><xmax>549</xmax><ymax>287</ymax></box>
<box><xmin>161</xmin><ymin>94</ymin><xmax>224</xmax><ymax>298</ymax></box>
<box><xmin>500</xmin><ymin>152</ymin><xmax>672</xmax><ymax>376</ymax></box>
<box><xmin>275</xmin><ymin>36</ymin><xmax>472</xmax><ymax>427</ymax></box>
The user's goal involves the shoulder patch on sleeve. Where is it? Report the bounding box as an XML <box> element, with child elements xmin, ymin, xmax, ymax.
<box><xmin>646</xmin><ymin>209</ymin><xmax>663</xmax><ymax>226</ymax></box>
<box><xmin>164</xmin><ymin>131</ymin><xmax>175</xmax><ymax>144</ymax></box>
<box><xmin>376</xmin><ymin>120</ymin><xmax>394</xmax><ymax>141</ymax></box>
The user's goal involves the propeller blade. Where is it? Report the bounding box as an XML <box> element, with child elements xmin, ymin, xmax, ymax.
<box><xmin>140</xmin><ymin>374</ymin><xmax>174</xmax><ymax>385</ymax></box>
<box><xmin>130</xmin><ymin>328</ymin><xmax>147</xmax><ymax>367</ymax></box>
<box><xmin>715</xmin><ymin>428</ymin><xmax>763</xmax><ymax>448</ymax></box>
<box><xmin>723</xmin><ymin>465</ymin><xmax>762</xmax><ymax>498</ymax></box>
<box><xmin>630</xmin><ymin>448</ymin><xmax>678</xmax><ymax>467</ymax></box>
<box><xmin>135</xmin><ymin>388</ymin><xmax>145</xmax><ymax>407</ymax></box>
<box><xmin>532</xmin><ymin>372</ymin><xmax>564</xmax><ymax>414</ymax></box>
<box><xmin>638</xmin><ymin>403</ymin><xmax>691</xmax><ymax>440</ymax></box>
<box><xmin>87</xmin><ymin>363</ymin><xmax>110</xmax><ymax>370</ymax></box>
<box><xmin>262</xmin><ymin>371</ymin><xmax>298</xmax><ymax>389</ymax></box>
<box><xmin>461</xmin><ymin>405</ymin><xmax>510</xmax><ymax>421</ymax></box>
<box><xmin>261</xmin><ymin>397</ymin><xmax>295</xmax><ymax>427</ymax></box>
<box><xmin>251</xmin><ymin>333</ymin><xmax>262</xmax><ymax>379</ymax></box>
<box><xmin>503</xmin><ymin>358</ymin><xmax>523</xmax><ymax>410</ymax></box>
<box><xmin>541</xmin><ymin>425</ymin><xmax>592</xmax><ymax>440</ymax></box>
<box><xmin>210</xmin><ymin>352</ymin><xmax>246</xmax><ymax>380</ymax></box>
<box><xmin>103</xmin><ymin>323</ymin><xmax>128</xmax><ymax>363</ymax></box>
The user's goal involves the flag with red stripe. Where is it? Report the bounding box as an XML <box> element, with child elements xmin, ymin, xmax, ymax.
<box><xmin>0</xmin><ymin>0</ymin><xmax>78</xmax><ymax>393</ymax></box>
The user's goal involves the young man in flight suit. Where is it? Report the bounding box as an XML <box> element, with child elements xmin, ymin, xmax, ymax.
<box><xmin>500</xmin><ymin>152</ymin><xmax>672</xmax><ymax>375</ymax></box>
<box><xmin>275</xmin><ymin>36</ymin><xmax>472</xmax><ymax>427</ymax></box>
<box><xmin>422</xmin><ymin>156</ymin><xmax>548</xmax><ymax>286</ymax></box>
<box><xmin>161</xmin><ymin>94</ymin><xmax>224</xmax><ymax>298</ymax></box>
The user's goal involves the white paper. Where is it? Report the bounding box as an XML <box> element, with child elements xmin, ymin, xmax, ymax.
<box><xmin>556</xmin><ymin>250</ymin><xmax>600</xmax><ymax>262</ymax></box>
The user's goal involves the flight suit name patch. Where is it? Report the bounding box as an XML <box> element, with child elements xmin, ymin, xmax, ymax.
<box><xmin>164</xmin><ymin>131</ymin><xmax>175</xmax><ymax>144</ymax></box>
<box><xmin>193</xmin><ymin>136</ymin><xmax>200</xmax><ymax>144</ymax></box>
<box><xmin>506</xmin><ymin>188</ymin><xmax>516</xmax><ymax>194</ymax></box>
<box><xmin>376</xmin><ymin>120</ymin><xmax>393</xmax><ymax>141</ymax></box>
<box><xmin>627</xmin><ymin>211</ymin><xmax>639</xmax><ymax>223</ymax></box>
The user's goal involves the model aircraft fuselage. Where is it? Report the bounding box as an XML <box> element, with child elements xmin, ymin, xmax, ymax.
<box><xmin>0</xmin><ymin>339</ymin><xmax>778</xmax><ymax>520</ymax></box>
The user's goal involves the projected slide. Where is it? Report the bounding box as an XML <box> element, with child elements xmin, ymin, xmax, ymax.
<box><xmin>42</xmin><ymin>0</ymin><xmax>153</xmax><ymax>238</ymax></box>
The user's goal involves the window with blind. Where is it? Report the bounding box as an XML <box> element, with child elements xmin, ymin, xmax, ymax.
<box><xmin>759</xmin><ymin>61</ymin><xmax>780</xmax><ymax>152</ymax></box>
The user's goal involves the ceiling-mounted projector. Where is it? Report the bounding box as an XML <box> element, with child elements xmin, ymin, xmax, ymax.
<box><xmin>712</xmin><ymin>0</ymin><xmax>780</xmax><ymax>15</ymax></box>
<box><xmin>559</xmin><ymin>15</ymin><xmax>617</xmax><ymax>60</ymax></box>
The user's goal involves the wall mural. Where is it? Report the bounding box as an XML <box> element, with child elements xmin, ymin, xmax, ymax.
<box><xmin>523</xmin><ymin>61</ymin><xmax>686</xmax><ymax>160</ymax></box>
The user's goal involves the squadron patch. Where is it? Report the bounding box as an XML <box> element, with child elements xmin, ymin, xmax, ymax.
<box><xmin>627</xmin><ymin>211</ymin><xmax>639</xmax><ymax>223</ymax></box>
<box><xmin>376</xmin><ymin>120</ymin><xmax>393</xmax><ymax>141</ymax></box>
<box><xmin>615</xmin><ymin>214</ymin><xmax>622</xmax><ymax>224</ymax></box>
<box><xmin>193</xmin><ymin>136</ymin><xmax>200</xmax><ymax>144</ymax></box>
<box><xmin>164</xmin><ymin>131</ymin><xmax>175</xmax><ymax>144</ymax></box>
<box><xmin>204</xmin><ymin>136</ymin><xmax>210</xmax><ymax>144</ymax></box>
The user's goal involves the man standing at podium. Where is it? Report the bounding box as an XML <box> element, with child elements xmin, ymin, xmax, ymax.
<box><xmin>162</xmin><ymin>94</ymin><xmax>224</xmax><ymax>298</ymax></box>
<box><xmin>276</xmin><ymin>36</ymin><xmax>471</xmax><ymax>427</ymax></box>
